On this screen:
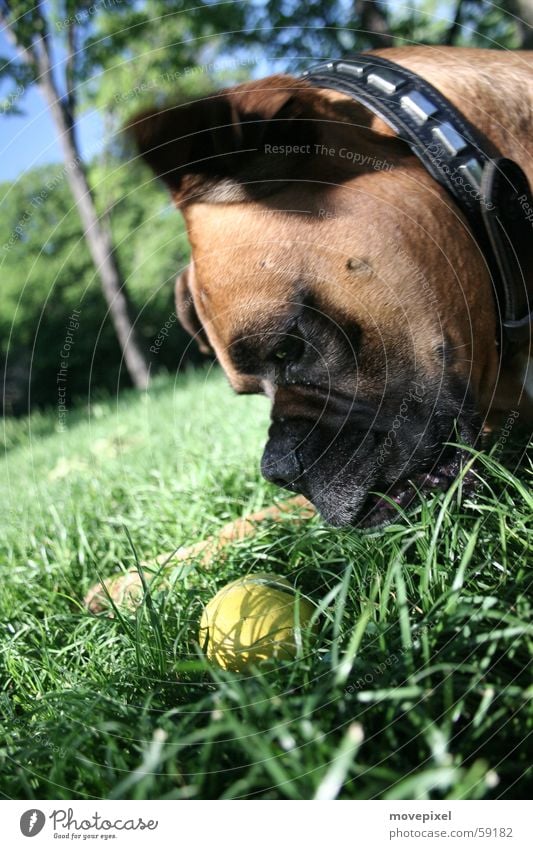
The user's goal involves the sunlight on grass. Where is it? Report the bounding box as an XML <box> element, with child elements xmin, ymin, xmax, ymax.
<box><xmin>0</xmin><ymin>369</ymin><xmax>531</xmax><ymax>800</ymax></box>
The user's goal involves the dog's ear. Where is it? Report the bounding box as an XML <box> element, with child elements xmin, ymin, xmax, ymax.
<box><xmin>175</xmin><ymin>264</ymin><xmax>212</xmax><ymax>355</ymax></box>
<box><xmin>127</xmin><ymin>75</ymin><xmax>321</xmax><ymax>205</ymax></box>
<box><xmin>128</xmin><ymin>74</ymin><xmax>408</xmax><ymax>206</ymax></box>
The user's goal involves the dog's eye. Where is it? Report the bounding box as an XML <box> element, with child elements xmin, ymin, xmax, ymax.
<box><xmin>271</xmin><ymin>334</ymin><xmax>304</xmax><ymax>365</ymax></box>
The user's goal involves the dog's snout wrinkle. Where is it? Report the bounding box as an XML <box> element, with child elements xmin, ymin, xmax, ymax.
<box><xmin>272</xmin><ymin>383</ymin><xmax>377</xmax><ymax>432</ymax></box>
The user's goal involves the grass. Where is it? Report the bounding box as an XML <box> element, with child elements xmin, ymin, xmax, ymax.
<box><xmin>0</xmin><ymin>367</ymin><xmax>532</xmax><ymax>800</ymax></box>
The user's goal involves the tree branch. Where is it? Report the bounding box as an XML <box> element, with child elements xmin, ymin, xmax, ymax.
<box><xmin>508</xmin><ymin>0</ymin><xmax>533</xmax><ymax>48</ymax></box>
<box><xmin>65</xmin><ymin>21</ymin><xmax>77</xmax><ymax>117</ymax></box>
<box><xmin>0</xmin><ymin>3</ymin><xmax>37</xmax><ymax>69</ymax></box>
<box><xmin>444</xmin><ymin>0</ymin><xmax>467</xmax><ymax>46</ymax></box>
<box><xmin>25</xmin><ymin>2</ymin><xmax>76</xmax><ymax>134</ymax></box>
<box><xmin>354</xmin><ymin>0</ymin><xmax>394</xmax><ymax>47</ymax></box>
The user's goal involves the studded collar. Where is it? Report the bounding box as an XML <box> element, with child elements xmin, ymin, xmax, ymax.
<box><xmin>303</xmin><ymin>55</ymin><xmax>533</xmax><ymax>360</ymax></box>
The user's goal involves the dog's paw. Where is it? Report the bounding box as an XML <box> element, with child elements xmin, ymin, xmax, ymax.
<box><xmin>84</xmin><ymin>570</ymin><xmax>147</xmax><ymax>614</ymax></box>
<box><xmin>84</xmin><ymin>496</ymin><xmax>314</xmax><ymax>615</ymax></box>
<box><xmin>84</xmin><ymin>541</ymin><xmax>211</xmax><ymax>615</ymax></box>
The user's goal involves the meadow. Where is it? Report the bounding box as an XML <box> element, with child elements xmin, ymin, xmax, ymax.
<box><xmin>1</xmin><ymin>368</ymin><xmax>531</xmax><ymax>799</ymax></box>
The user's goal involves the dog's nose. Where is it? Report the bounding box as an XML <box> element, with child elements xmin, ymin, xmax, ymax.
<box><xmin>261</xmin><ymin>443</ymin><xmax>303</xmax><ymax>491</ymax></box>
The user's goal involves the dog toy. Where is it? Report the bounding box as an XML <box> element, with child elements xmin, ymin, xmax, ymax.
<box><xmin>199</xmin><ymin>572</ymin><xmax>315</xmax><ymax>671</ymax></box>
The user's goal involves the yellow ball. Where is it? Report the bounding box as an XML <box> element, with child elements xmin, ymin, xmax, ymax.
<box><xmin>199</xmin><ymin>573</ymin><xmax>315</xmax><ymax>671</ymax></box>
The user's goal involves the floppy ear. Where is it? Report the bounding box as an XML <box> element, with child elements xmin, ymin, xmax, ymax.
<box><xmin>175</xmin><ymin>265</ymin><xmax>212</xmax><ymax>355</ymax></box>
<box><xmin>128</xmin><ymin>73</ymin><xmax>410</xmax><ymax>206</ymax></box>
<box><xmin>127</xmin><ymin>75</ymin><xmax>321</xmax><ymax>206</ymax></box>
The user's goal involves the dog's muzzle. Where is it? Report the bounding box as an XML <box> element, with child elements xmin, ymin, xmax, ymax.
<box><xmin>260</xmin><ymin>416</ymin><xmax>381</xmax><ymax>526</ymax></box>
<box><xmin>260</xmin><ymin>392</ymin><xmax>480</xmax><ymax>528</ymax></box>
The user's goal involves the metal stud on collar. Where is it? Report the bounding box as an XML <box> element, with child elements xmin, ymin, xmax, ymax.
<box><xmin>302</xmin><ymin>57</ymin><xmax>488</xmax><ymax>213</ymax></box>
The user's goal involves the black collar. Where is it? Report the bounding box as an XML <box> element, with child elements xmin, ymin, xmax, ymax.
<box><xmin>303</xmin><ymin>55</ymin><xmax>533</xmax><ymax>361</ymax></box>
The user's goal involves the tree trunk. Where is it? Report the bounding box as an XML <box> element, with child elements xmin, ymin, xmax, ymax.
<box><xmin>37</xmin><ymin>73</ymin><xmax>152</xmax><ymax>390</ymax></box>
<box><xmin>510</xmin><ymin>0</ymin><xmax>533</xmax><ymax>48</ymax></box>
<box><xmin>354</xmin><ymin>0</ymin><xmax>394</xmax><ymax>47</ymax></box>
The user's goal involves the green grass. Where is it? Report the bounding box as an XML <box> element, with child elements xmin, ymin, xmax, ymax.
<box><xmin>0</xmin><ymin>367</ymin><xmax>532</xmax><ymax>800</ymax></box>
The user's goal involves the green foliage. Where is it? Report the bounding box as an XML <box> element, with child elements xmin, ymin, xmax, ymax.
<box><xmin>0</xmin><ymin>161</ymin><xmax>197</xmax><ymax>413</ymax></box>
<box><xmin>1</xmin><ymin>0</ymin><xmax>48</xmax><ymax>52</ymax></box>
<box><xmin>0</xmin><ymin>371</ymin><xmax>531</xmax><ymax>799</ymax></box>
<box><xmin>81</xmin><ymin>0</ymin><xmax>251</xmax><ymax>125</ymax></box>
<box><xmin>224</xmin><ymin>0</ymin><xmax>523</xmax><ymax>63</ymax></box>
<box><xmin>403</xmin><ymin>0</ymin><xmax>521</xmax><ymax>49</ymax></box>
<box><xmin>3</xmin><ymin>1</ymin><xmax>523</xmax><ymax>125</ymax></box>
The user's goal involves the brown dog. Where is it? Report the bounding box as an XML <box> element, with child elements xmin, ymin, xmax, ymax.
<box><xmin>132</xmin><ymin>46</ymin><xmax>532</xmax><ymax>526</ymax></box>
<box><xmin>86</xmin><ymin>47</ymin><xmax>533</xmax><ymax>611</ymax></box>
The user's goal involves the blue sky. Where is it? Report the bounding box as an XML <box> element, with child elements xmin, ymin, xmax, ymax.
<box><xmin>0</xmin><ymin>84</ymin><xmax>104</xmax><ymax>183</ymax></box>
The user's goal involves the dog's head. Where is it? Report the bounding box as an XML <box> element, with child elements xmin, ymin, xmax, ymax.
<box><xmin>131</xmin><ymin>73</ymin><xmax>498</xmax><ymax>526</ymax></box>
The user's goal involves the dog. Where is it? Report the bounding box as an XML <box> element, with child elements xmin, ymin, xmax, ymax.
<box><xmin>85</xmin><ymin>47</ymin><xmax>532</xmax><ymax>611</ymax></box>
<box><xmin>131</xmin><ymin>46</ymin><xmax>532</xmax><ymax>526</ymax></box>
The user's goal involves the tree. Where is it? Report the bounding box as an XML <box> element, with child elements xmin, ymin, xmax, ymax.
<box><xmin>354</xmin><ymin>1</ymin><xmax>393</xmax><ymax>47</ymax></box>
<box><xmin>507</xmin><ymin>0</ymin><xmax>533</xmax><ymax>47</ymax></box>
<box><xmin>225</xmin><ymin>0</ymin><xmax>524</xmax><ymax>60</ymax></box>
<box><xmin>0</xmin><ymin>0</ymin><xmax>151</xmax><ymax>389</ymax></box>
<box><xmin>0</xmin><ymin>161</ymin><xmax>194</xmax><ymax>414</ymax></box>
